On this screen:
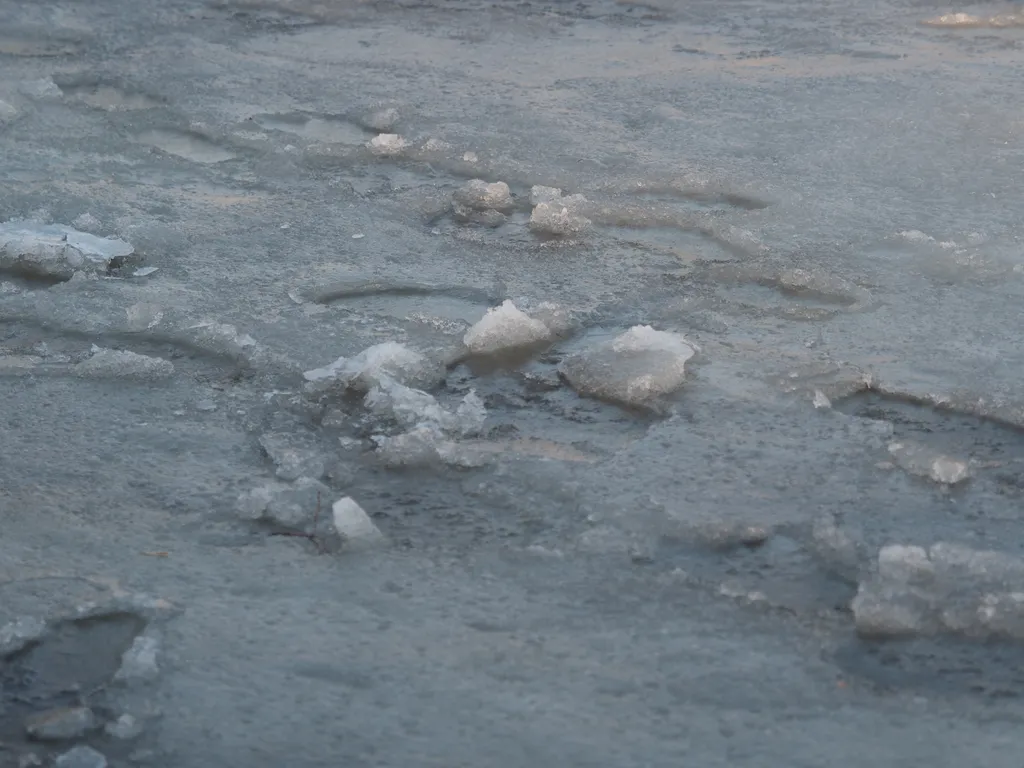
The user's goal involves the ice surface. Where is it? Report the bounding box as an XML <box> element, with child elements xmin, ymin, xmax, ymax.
<box><xmin>463</xmin><ymin>300</ymin><xmax>552</xmax><ymax>355</ymax></box>
<box><xmin>303</xmin><ymin>342</ymin><xmax>442</xmax><ymax>393</ymax></box>
<box><xmin>73</xmin><ymin>346</ymin><xmax>174</xmax><ymax>380</ymax></box>
<box><xmin>330</xmin><ymin>497</ymin><xmax>386</xmax><ymax>548</ymax></box>
<box><xmin>560</xmin><ymin>325</ymin><xmax>698</xmax><ymax>408</ymax></box>
<box><xmin>529</xmin><ymin>194</ymin><xmax>592</xmax><ymax>237</ymax></box>
<box><xmin>0</xmin><ymin>220</ymin><xmax>134</xmax><ymax>280</ymax></box>
<box><xmin>887</xmin><ymin>440</ymin><xmax>970</xmax><ymax>484</ymax></box>
<box><xmin>367</xmin><ymin>133</ymin><xmax>409</xmax><ymax>156</ymax></box>
<box><xmin>453</xmin><ymin>180</ymin><xmax>514</xmax><ymax>212</ymax></box>
<box><xmin>853</xmin><ymin>542</ymin><xmax>1024</xmax><ymax>639</ymax></box>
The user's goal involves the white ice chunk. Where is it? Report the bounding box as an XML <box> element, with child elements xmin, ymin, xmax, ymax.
<box><xmin>560</xmin><ymin>325</ymin><xmax>698</xmax><ymax>408</ymax></box>
<box><xmin>331</xmin><ymin>497</ymin><xmax>386</xmax><ymax>548</ymax></box>
<box><xmin>812</xmin><ymin>389</ymin><xmax>831</xmax><ymax>409</ymax></box>
<box><xmin>529</xmin><ymin>194</ymin><xmax>591</xmax><ymax>237</ymax></box>
<box><xmin>463</xmin><ymin>300</ymin><xmax>552</xmax><ymax>355</ymax></box>
<box><xmin>453</xmin><ymin>179</ymin><xmax>513</xmax><ymax>212</ymax></box>
<box><xmin>367</xmin><ymin>133</ymin><xmax>409</xmax><ymax>156</ymax></box>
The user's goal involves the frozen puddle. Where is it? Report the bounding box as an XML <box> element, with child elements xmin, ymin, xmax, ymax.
<box><xmin>137</xmin><ymin>129</ymin><xmax>236</xmax><ymax>164</ymax></box>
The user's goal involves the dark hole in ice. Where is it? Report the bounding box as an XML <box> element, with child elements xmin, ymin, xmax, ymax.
<box><xmin>0</xmin><ymin>613</ymin><xmax>145</xmax><ymax>746</ymax></box>
<box><xmin>833</xmin><ymin>634</ymin><xmax>1024</xmax><ymax>700</ymax></box>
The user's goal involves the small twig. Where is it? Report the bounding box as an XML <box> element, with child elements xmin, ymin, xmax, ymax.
<box><xmin>270</xmin><ymin>491</ymin><xmax>325</xmax><ymax>554</ymax></box>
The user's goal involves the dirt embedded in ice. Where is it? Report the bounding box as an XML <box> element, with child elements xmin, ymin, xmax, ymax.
<box><xmin>559</xmin><ymin>325</ymin><xmax>698</xmax><ymax>409</ymax></box>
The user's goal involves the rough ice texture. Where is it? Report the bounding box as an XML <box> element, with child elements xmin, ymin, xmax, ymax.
<box><xmin>560</xmin><ymin>325</ymin><xmax>698</xmax><ymax>408</ymax></box>
<box><xmin>303</xmin><ymin>342</ymin><xmax>441</xmax><ymax>393</ymax></box>
<box><xmin>235</xmin><ymin>478</ymin><xmax>330</xmax><ymax>531</ymax></box>
<box><xmin>0</xmin><ymin>220</ymin><xmax>133</xmax><ymax>280</ymax></box>
<box><xmin>530</xmin><ymin>185</ymin><xmax>563</xmax><ymax>206</ymax></box>
<box><xmin>852</xmin><ymin>542</ymin><xmax>1024</xmax><ymax>640</ymax></box>
<box><xmin>452</xmin><ymin>179</ymin><xmax>513</xmax><ymax>212</ymax></box>
<box><xmin>73</xmin><ymin>347</ymin><xmax>174</xmax><ymax>380</ymax></box>
<box><xmin>887</xmin><ymin>440</ymin><xmax>970</xmax><ymax>484</ymax></box>
<box><xmin>331</xmin><ymin>497</ymin><xmax>386</xmax><ymax>548</ymax></box>
<box><xmin>0</xmin><ymin>615</ymin><xmax>47</xmax><ymax>655</ymax></box>
<box><xmin>367</xmin><ymin>133</ymin><xmax>409</xmax><ymax>156</ymax></box>
<box><xmin>529</xmin><ymin>196</ymin><xmax>592</xmax><ymax>237</ymax></box>
<box><xmin>463</xmin><ymin>300</ymin><xmax>552</xmax><ymax>355</ymax></box>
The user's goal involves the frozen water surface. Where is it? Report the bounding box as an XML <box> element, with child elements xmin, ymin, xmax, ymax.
<box><xmin>2</xmin><ymin>0</ymin><xmax>1024</xmax><ymax>765</ymax></box>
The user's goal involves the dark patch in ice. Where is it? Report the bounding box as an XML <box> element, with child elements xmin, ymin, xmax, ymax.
<box><xmin>835</xmin><ymin>391</ymin><xmax>1024</xmax><ymax>475</ymax></box>
<box><xmin>309</xmin><ymin>278</ymin><xmax>498</xmax><ymax>306</ymax></box>
<box><xmin>833</xmin><ymin>634</ymin><xmax>1024</xmax><ymax>700</ymax></box>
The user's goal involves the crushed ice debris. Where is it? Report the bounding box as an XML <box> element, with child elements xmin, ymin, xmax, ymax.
<box><xmin>73</xmin><ymin>346</ymin><xmax>174</xmax><ymax>380</ymax></box>
<box><xmin>365</xmin><ymin>375</ymin><xmax>486</xmax><ymax>437</ymax></box>
<box><xmin>812</xmin><ymin>390</ymin><xmax>831</xmax><ymax>409</ymax></box>
<box><xmin>132</xmin><ymin>266</ymin><xmax>159</xmax><ymax>277</ymax></box>
<box><xmin>331</xmin><ymin>497</ymin><xmax>386</xmax><ymax>548</ymax></box>
<box><xmin>529</xmin><ymin>193</ymin><xmax>591</xmax><ymax>236</ymax></box>
<box><xmin>303</xmin><ymin>342</ymin><xmax>442</xmax><ymax>392</ymax></box>
<box><xmin>560</xmin><ymin>325</ymin><xmax>698</xmax><ymax>408</ymax></box>
<box><xmin>0</xmin><ymin>220</ymin><xmax>134</xmax><ymax>280</ymax></box>
<box><xmin>463</xmin><ymin>300</ymin><xmax>552</xmax><ymax>355</ymax></box>
<box><xmin>463</xmin><ymin>151</ymin><xmax>479</xmax><ymax>162</ymax></box>
<box><xmin>887</xmin><ymin>440</ymin><xmax>970</xmax><ymax>485</ymax></box>
<box><xmin>367</xmin><ymin>133</ymin><xmax>409</xmax><ymax>156</ymax></box>
<box><xmin>853</xmin><ymin>542</ymin><xmax>1024</xmax><ymax>640</ymax></box>
<box><xmin>351</xmin><ymin>233</ymin><xmax>365</xmax><ymax>239</ymax></box>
